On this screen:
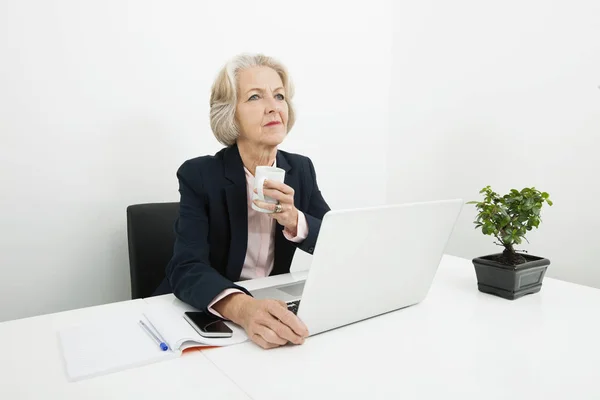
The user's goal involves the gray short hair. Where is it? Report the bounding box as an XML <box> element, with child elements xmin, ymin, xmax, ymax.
<box><xmin>209</xmin><ymin>53</ymin><xmax>296</xmax><ymax>146</ymax></box>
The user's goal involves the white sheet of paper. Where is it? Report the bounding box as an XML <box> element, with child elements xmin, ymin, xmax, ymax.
<box><xmin>57</xmin><ymin>313</ymin><xmax>177</xmax><ymax>382</ymax></box>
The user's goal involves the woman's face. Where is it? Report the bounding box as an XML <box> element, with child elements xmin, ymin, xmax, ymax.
<box><xmin>235</xmin><ymin>66</ymin><xmax>289</xmax><ymax>147</ymax></box>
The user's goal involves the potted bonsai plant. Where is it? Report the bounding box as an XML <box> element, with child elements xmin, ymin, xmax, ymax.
<box><xmin>468</xmin><ymin>186</ymin><xmax>553</xmax><ymax>300</ymax></box>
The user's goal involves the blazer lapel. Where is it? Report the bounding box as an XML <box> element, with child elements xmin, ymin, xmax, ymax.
<box><xmin>272</xmin><ymin>151</ymin><xmax>298</xmax><ymax>276</ymax></box>
<box><xmin>223</xmin><ymin>145</ymin><xmax>248</xmax><ymax>280</ymax></box>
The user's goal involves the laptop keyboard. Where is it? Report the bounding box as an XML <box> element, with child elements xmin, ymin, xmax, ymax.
<box><xmin>286</xmin><ymin>300</ymin><xmax>301</xmax><ymax>315</ymax></box>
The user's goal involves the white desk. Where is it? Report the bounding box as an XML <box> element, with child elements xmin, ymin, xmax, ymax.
<box><xmin>199</xmin><ymin>255</ymin><xmax>600</xmax><ymax>400</ymax></box>
<box><xmin>0</xmin><ymin>299</ymin><xmax>250</xmax><ymax>400</ymax></box>
<box><xmin>4</xmin><ymin>255</ymin><xmax>600</xmax><ymax>399</ymax></box>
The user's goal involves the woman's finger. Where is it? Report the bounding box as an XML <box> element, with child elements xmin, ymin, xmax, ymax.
<box><xmin>266</xmin><ymin>301</ymin><xmax>309</xmax><ymax>338</ymax></box>
<box><xmin>251</xmin><ymin>333</ymin><xmax>280</xmax><ymax>349</ymax></box>
<box><xmin>260</xmin><ymin>188</ymin><xmax>292</xmax><ymax>203</ymax></box>
<box><xmin>263</xmin><ymin>179</ymin><xmax>294</xmax><ymax>195</ymax></box>
<box><xmin>253</xmin><ymin>200</ymin><xmax>278</xmax><ymax>212</ymax></box>
<box><xmin>255</xmin><ymin>325</ymin><xmax>288</xmax><ymax>346</ymax></box>
<box><xmin>253</xmin><ymin>200</ymin><xmax>293</xmax><ymax>215</ymax></box>
<box><xmin>264</xmin><ymin>316</ymin><xmax>305</xmax><ymax>345</ymax></box>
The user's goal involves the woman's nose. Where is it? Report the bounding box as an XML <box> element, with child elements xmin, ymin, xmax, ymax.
<box><xmin>265</xmin><ymin>97</ymin><xmax>279</xmax><ymax>113</ymax></box>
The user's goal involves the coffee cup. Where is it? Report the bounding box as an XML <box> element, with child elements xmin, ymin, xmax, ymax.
<box><xmin>252</xmin><ymin>166</ymin><xmax>286</xmax><ymax>213</ymax></box>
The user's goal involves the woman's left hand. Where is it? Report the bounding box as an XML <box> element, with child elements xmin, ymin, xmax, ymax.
<box><xmin>253</xmin><ymin>180</ymin><xmax>299</xmax><ymax>235</ymax></box>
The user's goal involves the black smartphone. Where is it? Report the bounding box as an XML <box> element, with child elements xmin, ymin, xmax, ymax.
<box><xmin>183</xmin><ymin>311</ymin><xmax>233</xmax><ymax>338</ymax></box>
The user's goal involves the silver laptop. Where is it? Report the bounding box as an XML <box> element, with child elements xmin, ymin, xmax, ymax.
<box><xmin>250</xmin><ymin>199</ymin><xmax>463</xmax><ymax>336</ymax></box>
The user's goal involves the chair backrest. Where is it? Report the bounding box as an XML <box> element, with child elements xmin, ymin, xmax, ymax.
<box><xmin>126</xmin><ymin>202</ymin><xmax>179</xmax><ymax>299</ymax></box>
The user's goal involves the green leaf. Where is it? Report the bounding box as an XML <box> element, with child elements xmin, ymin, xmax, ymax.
<box><xmin>472</xmin><ymin>186</ymin><xmax>550</xmax><ymax>246</ymax></box>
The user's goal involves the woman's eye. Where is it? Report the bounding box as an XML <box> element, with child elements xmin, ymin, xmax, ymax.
<box><xmin>275</xmin><ymin>93</ymin><xmax>285</xmax><ymax>100</ymax></box>
<box><xmin>248</xmin><ymin>94</ymin><xmax>259</xmax><ymax>101</ymax></box>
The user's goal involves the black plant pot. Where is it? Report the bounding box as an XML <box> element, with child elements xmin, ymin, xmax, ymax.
<box><xmin>472</xmin><ymin>253</ymin><xmax>550</xmax><ymax>300</ymax></box>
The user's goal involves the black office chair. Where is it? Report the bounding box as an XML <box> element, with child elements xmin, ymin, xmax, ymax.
<box><xmin>126</xmin><ymin>202</ymin><xmax>179</xmax><ymax>299</ymax></box>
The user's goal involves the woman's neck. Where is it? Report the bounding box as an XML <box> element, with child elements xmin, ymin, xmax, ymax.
<box><xmin>237</xmin><ymin>140</ymin><xmax>277</xmax><ymax>176</ymax></box>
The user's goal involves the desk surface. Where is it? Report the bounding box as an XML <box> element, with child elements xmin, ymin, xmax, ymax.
<box><xmin>3</xmin><ymin>255</ymin><xmax>600</xmax><ymax>399</ymax></box>
<box><xmin>200</xmin><ymin>255</ymin><xmax>600</xmax><ymax>400</ymax></box>
<box><xmin>0</xmin><ymin>299</ymin><xmax>250</xmax><ymax>400</ymax></box>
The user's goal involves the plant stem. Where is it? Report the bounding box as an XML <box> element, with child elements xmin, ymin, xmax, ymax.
<box><xmin>504</xmin><ymin>243</ymin><xmax>515</xmax><ymax>254</ymax></box>
<box><xmin>495</xmin><ymin>234</ymin><xmax>505</xmax><ymax>248</ymax></box>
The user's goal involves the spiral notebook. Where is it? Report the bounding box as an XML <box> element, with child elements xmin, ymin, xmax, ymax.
<box><xmin>57</xmin><ymin>301</ymin><xmax>248</xmax><ymax>381</ymax></box>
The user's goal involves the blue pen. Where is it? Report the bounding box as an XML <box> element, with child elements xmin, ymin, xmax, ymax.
<box><xmin>139</xmin><ymin>320</ymin><xmax>169</xmax><ymax>351</ymax></box>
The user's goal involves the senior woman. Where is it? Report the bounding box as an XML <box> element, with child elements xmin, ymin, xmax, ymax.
<box><xmin>163</xmin><ymin>54</ymin><xmax>330</xmax><ymax>349</ymax></box>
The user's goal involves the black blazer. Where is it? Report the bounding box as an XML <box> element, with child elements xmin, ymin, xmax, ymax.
<box><xmin>163</xmin><ymin>144</ymin><xmax>330</xmax><ymax>312</ymax></box>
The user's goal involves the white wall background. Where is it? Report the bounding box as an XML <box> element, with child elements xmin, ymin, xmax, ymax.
<box><xmin>0</xmin><ymin>0</ymin><xmax>392</xmax><ymax>322</ymax></box>
<box><xmin>387</xmin><ymin>1</ymin><xmax>600</xmax><ymax>288</ymax></box>
<box><xmin>3</xmin><ymin>0</ymin><xmax>598</xmax><ymax>323</ymax></box>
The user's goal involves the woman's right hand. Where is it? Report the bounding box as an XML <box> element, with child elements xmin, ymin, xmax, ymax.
<box><xmin>213</xmin><ymin>293</ymin><xmax>309</xmax><ymax>349</ymax></box>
